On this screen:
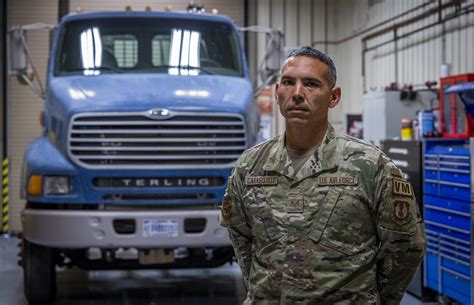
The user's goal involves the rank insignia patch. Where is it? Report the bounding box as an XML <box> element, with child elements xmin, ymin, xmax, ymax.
<box><xmin>392</xmin><ymin>200</ymin><xmax>411</xmax><ymax>225</ymax></box>
<box><xmin>287</xmin><ymin>195</ymin><xmax>304</xmax><ymax>213</ymax></box>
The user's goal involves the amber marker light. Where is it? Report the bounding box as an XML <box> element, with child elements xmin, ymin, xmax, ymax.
<box><xmin>28</xmin><ymin>175</ymin><xmax>43</xmax><ymax>196</ymax></box>
<box><xmin>38</xmin><ymin>111</ymin><xmax>44</xmax><ymax>127</ymax></box>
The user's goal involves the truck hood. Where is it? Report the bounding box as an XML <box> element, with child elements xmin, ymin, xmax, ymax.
<box><xmin>48</xmin><ymin>74</ymin><xmax>253</xmax><ymax>114</ymax></box>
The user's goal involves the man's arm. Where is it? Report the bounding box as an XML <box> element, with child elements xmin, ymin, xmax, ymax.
<box><xmin>220</xmin><ymin>169</ymin><xmax>253</xmax><ymax>283</ymax></box>
<box><xmin>373</xmin><ymin>155</ymin><xmax>427</xmax><ymax>305</ymax></box>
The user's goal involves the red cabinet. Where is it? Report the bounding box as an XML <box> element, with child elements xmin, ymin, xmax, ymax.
<box><xmin>440</xmin><ymin>74</ymin><xmax>474</xmax><ymax>138</ymax></box>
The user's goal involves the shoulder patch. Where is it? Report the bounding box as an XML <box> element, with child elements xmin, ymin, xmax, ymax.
<box><xmin>391</xmin><ymin>200</ymin><xmax>411</xmax><ymax>225</ymax></box>
<box><xmin>392</xmin><ymin>178</ymin><xmax>413</xmax><ymax>197</ymax></box>
<box><xmin>221</xmin><ymin>196</ymin><xmax>232</xmax><ymax>220</ymax></box>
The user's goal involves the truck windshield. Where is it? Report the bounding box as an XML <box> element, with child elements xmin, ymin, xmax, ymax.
<box><xmin>55</xmin><ymin>17</ymin><xmax>244</xmax><ymax>77</ymax></box>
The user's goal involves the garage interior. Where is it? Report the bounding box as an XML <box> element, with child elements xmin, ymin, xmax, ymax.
<box><xmin>1</xmin><ymin>0</ymin><xmax>474</xmax><ymax>304</ymax></box>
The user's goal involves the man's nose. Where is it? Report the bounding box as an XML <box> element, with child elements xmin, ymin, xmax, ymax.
<box><xmin>292</xmin><ymin>81</ymin><xmax>304</xmax><ymax>103</ymax></box>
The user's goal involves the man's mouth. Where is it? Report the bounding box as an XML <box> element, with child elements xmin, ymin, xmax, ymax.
<box><xmin>288</xmin><ymin>107</ymin><xmax>309</xmax><ymax>112</ymax></box>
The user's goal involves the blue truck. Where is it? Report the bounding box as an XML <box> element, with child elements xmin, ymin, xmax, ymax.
<box><xmin>13</xmin><ymin>9</ymin><xmax>262</xmax><ymax>304</ymax></box>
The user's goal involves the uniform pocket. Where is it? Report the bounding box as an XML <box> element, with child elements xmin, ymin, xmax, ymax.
<box><xmin>309</xmin><ymin>188</ymin><xmax>340</xmax><ymax>243</ymax></box>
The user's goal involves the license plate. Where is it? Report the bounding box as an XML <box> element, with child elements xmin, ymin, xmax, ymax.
<box><xmin>142</xmin><ymin>220</ymin><xmax>178</xmax><ymax>238</ymax></box>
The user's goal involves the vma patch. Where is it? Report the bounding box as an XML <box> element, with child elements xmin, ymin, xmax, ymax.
<box><xmin>392</xmin><ymin>178</ymin><xmax>413</xmax><ymax>197</ymax></box>
<box><xmin>391</xmin><ymin>200</ymin><xmax>411</xmax><ymax>225</ymax></box>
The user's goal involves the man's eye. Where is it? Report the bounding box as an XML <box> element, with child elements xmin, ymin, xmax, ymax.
<box><xmin>282</xmin><ymin>79</ymin><xmax>294</xmax><ymax>85</ymax></box>
<box><xmin>306</xmin><ymin>81</ymin><xmax>318</xmax><ymax>87</ymax></box>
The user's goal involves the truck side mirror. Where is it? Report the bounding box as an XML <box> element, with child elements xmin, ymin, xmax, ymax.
<box><xmin>8</xmin><ymin>28</ymin><xmax>29</xmax><ymax>75</ymax></box>
<box><xmin>260</xmin><ymin>30</ymin><xmax>284</xmax><ymax>86</ymax></box>
<box><xmin>7</xmin><ymin>23</ymin><xmax>54</xmax><ymax>99</ymax></box>
<box><xmin>265</xmin><ymin>30</ymin><xmax>284</xmax><ymax>72</ymax></box>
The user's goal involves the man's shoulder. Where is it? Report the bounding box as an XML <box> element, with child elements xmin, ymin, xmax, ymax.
<box><xmin>236</xmin><ymin>136</ymin><xmax>280</xmax><ymax>169</ymax></box>
<box><xmin>333</xmin><ymin>131</ymin><xmax>383</xmax><ymax>164</ymax></box>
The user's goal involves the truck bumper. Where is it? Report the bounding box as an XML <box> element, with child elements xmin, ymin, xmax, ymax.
<box><xmin>22</xmin><ymin>209</ymin><xmax>231</xmax><ymax>249</ymax></box>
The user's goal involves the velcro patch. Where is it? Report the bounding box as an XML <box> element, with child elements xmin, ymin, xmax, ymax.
<box><xmin>287</xmin><ymin>195</ymin><xmax>304</xmax><ymax>213</ymax></box>
<box><xmin>318</xmin><ymin>176</ymin><xmax>358</xmax><ymax>186</ymax></box>
<box><xmin>391</xmin><ymin>200</ymin><xmax>411</xmax><ymax>225</ymax></box>
<box><xmin>245</xmin><ymin>175</ymin><xmax>278</xmax><ymax>186</ymax></box>
<box><xmin>391</xmin><ymin>167</ymin><xmax>403</xmax><ymax>178</ymax></box>
<box><xmin>392</xmin><ymin>178</ymin><xmax>413</xmax><ymax>197</ymax></box>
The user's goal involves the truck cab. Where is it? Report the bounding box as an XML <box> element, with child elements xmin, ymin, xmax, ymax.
<box><xmin>20</xmin><ymin>10</ymin><xmax>258</xmax><ymax>304</ymax></box>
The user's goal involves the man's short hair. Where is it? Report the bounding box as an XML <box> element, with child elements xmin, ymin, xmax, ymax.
<box><xmin>287</xmin><ymin>46</ymin><xmax>337</xmax><ymax>87</ymax></box>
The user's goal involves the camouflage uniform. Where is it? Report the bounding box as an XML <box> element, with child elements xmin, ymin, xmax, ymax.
<box><xmin>221</xmin><ymin>124</ymin><xmax>426</xmax><ymax>305</ymax></box>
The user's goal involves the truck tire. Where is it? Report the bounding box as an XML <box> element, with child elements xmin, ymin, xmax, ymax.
<box><xmin>23</xmin><ymin>239</ymin><xmax>57</xmax><ymax>305</ymax></box>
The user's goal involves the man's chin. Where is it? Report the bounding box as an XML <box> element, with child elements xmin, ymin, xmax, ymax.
<box><xmin>286</xmin><ymin>118</ymin><xmax>309</xmax><ymax>127</ymax></box>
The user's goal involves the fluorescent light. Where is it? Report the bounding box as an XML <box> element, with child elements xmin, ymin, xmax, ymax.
<box><xmin>169</xmin><ymin>29</ymin><xmax>182</xmax><ymax>75</ymax></box>
<box><xmin>189</xmin><ymin>31</ymin><xmax>200</xmax><ymax>76</ymax></box>
<box><xmin>92</xmin><ymin>27</ymin><xmax>102</xmax><ymax>67</ymax></box>
<box><xmin>180</xmin><ymin>30</ymin><xmax>191</xmax><ymax>75</ymax></box>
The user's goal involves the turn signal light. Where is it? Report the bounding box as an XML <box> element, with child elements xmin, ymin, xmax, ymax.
<box><xmin>38</xmin><ymin>111</ymin><xmax>44</xmax><ymax>127</ymax></box>
<box><xmin>27</xmin><ymin>175</ymin><xmax>42</xmax><ymax>196</ymax></box>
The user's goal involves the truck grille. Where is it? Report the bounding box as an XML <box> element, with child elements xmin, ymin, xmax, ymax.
<box><xmin>68</xmin><ymin>111</ymin><xmax>247</xmax><ymax>169</ymax></box>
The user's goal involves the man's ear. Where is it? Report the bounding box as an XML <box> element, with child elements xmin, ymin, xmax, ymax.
<box><xmin>328</xmin><ymin>86</ymin><xmax>341</xmax><ymax>109</ymax></box>
<box><xmin>274</xmin><ymin>83</ymin><xmax>280</xmax><ymax>104</ymax></box>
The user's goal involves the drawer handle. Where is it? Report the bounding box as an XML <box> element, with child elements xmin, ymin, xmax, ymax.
<box><xmin>439</xmin><ymin>253</ymin><xmax>470</xmax><ymax>266</ymax></box>
<box><xmin>440</xmin><ymin>266</ymin><xmax>471</xmax><ymax>281</ymax></box>
<box><xmin>438</xmin><ymin>233</ymin><xmax>471</xmax><ymax>246</ymax></box>
<box><xmin>424</xmin><ymin>204</ymin><xmax>471</xmax><ymax>217</ymax></box>
<box><xmin>424</xmin><ymin>220</ymin><xmax>470</xmax><ymax>235</ymax></box>
<box><xmin>424</xmin><ymin>179</ymin><xmax>470</xmax><ymax>188</ymax></box>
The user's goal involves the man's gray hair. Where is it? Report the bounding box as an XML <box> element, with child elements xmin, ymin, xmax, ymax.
<box><xmin>287</xmin><ymin>46</ymin><xmax>337</xmax><ymax>87</ymax></box>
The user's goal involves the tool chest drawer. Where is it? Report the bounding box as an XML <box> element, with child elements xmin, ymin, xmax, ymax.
<box><xmin>424</xmin><ymin>195</ymin><xmax>470</xmax><ymax>214</ymax></box>
<box><xmin>425</xmin><ymin>207</ymin><xmax>470</xmax><ymax>232</ymax></box>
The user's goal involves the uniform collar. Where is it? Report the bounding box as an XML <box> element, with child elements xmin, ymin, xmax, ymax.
<box><xmin>262</xmin><ymin>123</ymin><xmax>339</xmax><ymax>182</ymax></box>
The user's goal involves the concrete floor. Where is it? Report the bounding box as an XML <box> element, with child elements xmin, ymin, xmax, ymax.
<box><xmin>1</xmin><ymin>236</ymin><xmax>432</xmax><ymax>305</ymax></box>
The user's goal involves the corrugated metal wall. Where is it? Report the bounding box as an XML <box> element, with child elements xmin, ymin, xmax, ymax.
<box><xmin>251</xmin><ymin>0</ymin><xmax>474</xmax><ymax>129</ymax></box>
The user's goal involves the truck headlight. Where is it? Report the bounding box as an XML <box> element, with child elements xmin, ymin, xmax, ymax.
<box><xmin>44</xmin><ymin>176</ymin><xmax>70</xmax><ymax>195</ymax></box>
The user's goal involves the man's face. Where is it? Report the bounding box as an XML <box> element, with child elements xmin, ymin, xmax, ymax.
<box><xmin>275</xmin><ymin>56</ymin><xmax>340</xmax><ymax>129</ymax></box>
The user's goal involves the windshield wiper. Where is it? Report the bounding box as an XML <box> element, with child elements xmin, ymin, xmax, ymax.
<box><xmin>151</xmin><ymin>65</ymin><xmax>214</xmax><ymax>75</ymax></box>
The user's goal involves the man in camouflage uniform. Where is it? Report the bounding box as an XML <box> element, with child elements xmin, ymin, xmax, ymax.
<box><xmin>221</xmin><ymin>46</ymin><xmax>426</xmax><ymax>305</ymax></box>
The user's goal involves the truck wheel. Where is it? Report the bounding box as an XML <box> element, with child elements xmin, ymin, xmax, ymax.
<box><xmin>23</xmin><ymin>239</ymin><xmax>57</xmax><ymax>305</ymax></box>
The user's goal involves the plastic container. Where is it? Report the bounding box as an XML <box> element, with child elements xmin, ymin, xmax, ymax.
<box><xmin>419</xmin><ymin>110</ymin><xmax>435</xmax><ymax>137</ymax></box>
<box><xmin>401</xmin><ymin>118</ymin><xmax>414</xmax><ymax>140</ymax></box>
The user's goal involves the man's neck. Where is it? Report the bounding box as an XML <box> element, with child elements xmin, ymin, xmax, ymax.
<box><xmin>285</xmin><ymin>121</ymin><xmax>328</xmax><ymax>150</ymax></box>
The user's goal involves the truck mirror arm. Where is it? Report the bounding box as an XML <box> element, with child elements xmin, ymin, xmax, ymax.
<box><xmin>8</xmin><ymin>23</ymin><xmax>56</xmax><ymax>100</ymax></box>
<box><xmin>239</xmin><ymin>26</ymin><xmax>284</xmax><ymax>96</ymax></box>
